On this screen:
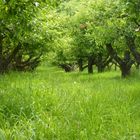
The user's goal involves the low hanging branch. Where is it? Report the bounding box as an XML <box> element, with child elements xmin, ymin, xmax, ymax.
<box><xmin>14</xmin><ymin>53</ymin><xmax>42</xmax><ymax>71</ymax></box>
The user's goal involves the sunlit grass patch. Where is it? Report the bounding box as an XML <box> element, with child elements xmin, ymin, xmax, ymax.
<box><xmin>0</xmin><ymin>66</ymin><xmax>140</xmax><ymax>139</ymax></box>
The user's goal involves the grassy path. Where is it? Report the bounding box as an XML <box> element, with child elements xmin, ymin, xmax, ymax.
<box><xmin>0</xmin><ymin>66</ymin><xmax>140</xmax><ymax>139</ymax></box>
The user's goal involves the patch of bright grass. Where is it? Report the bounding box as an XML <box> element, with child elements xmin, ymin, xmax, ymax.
<box><xmin>0</xmin><ymin>65</ymin><xmax>140</xmax><ymax>139</ymax></box>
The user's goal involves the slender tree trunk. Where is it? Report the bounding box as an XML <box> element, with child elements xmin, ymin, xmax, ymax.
<box><xmin>97</xmin><ymin>53</ymin><xmax>102</xmax><ymax>73</ymax></box>
<box><xmin>78</xmin><ymin>58</ymin><xmax>83</xmax><ymax>72</ymax></box>
<box><xmin>88</xmin><ymin>56</ymin><xmax>93</xmax><ymax>74</ymax></box>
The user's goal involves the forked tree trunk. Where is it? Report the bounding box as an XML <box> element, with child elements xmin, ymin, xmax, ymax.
<box><xmin>106</xmin><ymin>44</ymin><xmax>134</xmax><ymax>78</ymax></box>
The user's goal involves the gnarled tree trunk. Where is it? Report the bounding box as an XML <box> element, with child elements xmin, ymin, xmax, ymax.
<box><xmin>106</xmin><ymin>44</ymin><xmax>134</xmax><ymax>78</ymax></box>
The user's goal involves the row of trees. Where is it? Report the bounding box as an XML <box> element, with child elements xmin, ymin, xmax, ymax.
<box><xmin>47</xmin><ymin>0</ymin><xmax>140</xmax><ymax>78</ymax></box>
<box><xmin>0</xmin><ymin>0</ymin><xmax>139</xmax><ymax>78</ymax></box>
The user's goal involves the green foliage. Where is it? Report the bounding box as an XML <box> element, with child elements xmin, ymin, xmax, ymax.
<box><xmin>0</xmin><ymin>0</ymin><xmax>140</xmax><ymax>74</ymax></box>
<box><xmin>45</xmin><ymin>0</ymin><xmax>139</xmax><ymax>76</ymax></box>
<box><xmin>0</xmin><ymin>0</ymin><xmax>63</xmax><ymax>72</ymax></box>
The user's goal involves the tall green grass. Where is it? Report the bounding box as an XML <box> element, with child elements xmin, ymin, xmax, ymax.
<box><xmin>0</xmin><ymin>65</ymin><xmax>140</xmax><ymax>140</ymax></box>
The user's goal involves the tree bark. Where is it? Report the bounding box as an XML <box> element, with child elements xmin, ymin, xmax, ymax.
<box><xmin>78</xmin><ymin>58</ymin><xmax>83</xmax><ymax>72</ymax></box>
<box><xmin>120</xmin><ymin>62</ymin><xmax>131</xmax><ymax>78</ymax></box>
<box><xmin>106</xmin><ymin>44</ymin><xmax>134</xmax><ymax>78</ymax></box>
<box><xmin>96</xmin><ymin>53</ymin><xmax>104</xmax><ymax>73</ymax></box>
<box><xmin>88</xmin><ymin>56</ymin><xmax>93</xmax><ymax>74</ymax></box>
<box><xmin>125</xmin><ymin>35</ymin><xmax>140</xmax><ymax>64</ymax></box>
<box><xmin>96</xmin><ymin>55</ymin><xmax>112</xmax><ymax>73</ymax></box>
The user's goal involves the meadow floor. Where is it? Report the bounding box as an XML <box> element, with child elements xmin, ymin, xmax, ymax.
<box><xmin>0</xmin><ymin>65</ymin><xmax>140</xmax><ymax>140</ymax></box>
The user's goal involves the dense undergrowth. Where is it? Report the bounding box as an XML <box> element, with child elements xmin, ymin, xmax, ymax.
<box><xmin>0</xmin><ymin>65</ymin><xmax>140</xmax><ymax>140</ymax></box>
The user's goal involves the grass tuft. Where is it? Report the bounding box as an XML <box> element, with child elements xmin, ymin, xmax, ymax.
<box><xmin>0</xmin><ymin>66</ymin><xmax>140</xmax><ymax>139</ymax></box>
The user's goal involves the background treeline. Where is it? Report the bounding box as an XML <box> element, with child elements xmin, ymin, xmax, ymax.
<box><xmin>0</xmin><ymin>0</ymin><xmax>140</xmax><ymax>77</ymax></box>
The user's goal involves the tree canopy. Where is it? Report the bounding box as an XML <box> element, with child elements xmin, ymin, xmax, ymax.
<box><xmin>0</xmin><ymin>0</ymin><xmax>140</xmax><ymax>77</ymax></box>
